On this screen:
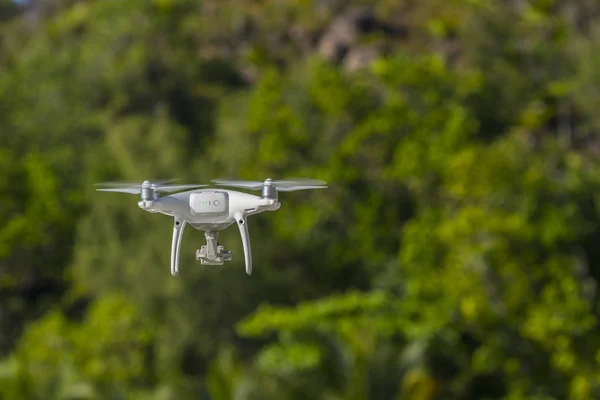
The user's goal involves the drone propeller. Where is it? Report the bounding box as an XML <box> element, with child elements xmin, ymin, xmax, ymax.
<box><xmin>95</xmin><ymin>180</ymin><xmax>208</xmax><ymax>195</ymax></box>
<box><xmin>95</xmin><ymin>178</ymin><xmax>177</xmax><ymax>187</ymax></box>
<box><xmin>211</xmin><ymin>178</ymin><xmax>328</xmax><ymax>192</ymax></box>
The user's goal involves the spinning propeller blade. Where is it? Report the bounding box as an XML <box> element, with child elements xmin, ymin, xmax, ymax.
<box><xmin>154</xmin><ymin>184</ymin><xmax>208</xmax><ymax>193</ymax></box>
<box><xmin>95</xmin><ymin>179</ymin><xmax>207</xmax><ymax>194</ymax></box>
<box><xmin>210</xmin><ymin>179</ymin><xmax>263</xmax><ymax>190</ymax></box>
<box><xmin>96</xmin><ymin>187</ymin><xmax>142</xmax><ymax>194</ymax></box>
<box><xmin>94</xmin><ymin>179</ymin><xmax>177</xmax><ymax>187</ymax></box>
<box><xmin>211</xmin><ymin>177</ymin><xmax>327</xmax><ymax>191</ymax></box>
<box><xmin>275</xmin><ymin>185</ymin><xmax>329</xmax><ymax>191</ymax></box>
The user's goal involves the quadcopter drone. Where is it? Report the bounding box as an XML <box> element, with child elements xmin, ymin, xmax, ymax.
<box><xmin>95</xmin><ymin>178</ymin><xmax>327</xmax><ymax>276</ymax></box>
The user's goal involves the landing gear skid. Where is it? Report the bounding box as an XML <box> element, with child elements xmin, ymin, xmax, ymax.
<box><xmin>196</xmin><ymin>231</ymin><xmax>232</xmax><ymax>265</ymax></box>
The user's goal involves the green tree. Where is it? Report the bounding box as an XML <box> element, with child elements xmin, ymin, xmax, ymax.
<box><xmin>2</xmin><ymin>0</ymin><xmax>600</xmax><ymax>399</ymax></box>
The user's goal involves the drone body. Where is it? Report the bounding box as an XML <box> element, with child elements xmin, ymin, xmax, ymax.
<box><xmin>95</xmin><ymin>178</ymin><xmax>326</xmax><ymax>276</ymax></box>
<box><xmin>142</xmin><ymin>187</ymin><xmax>281</xmax><ymax>276</ymax></box>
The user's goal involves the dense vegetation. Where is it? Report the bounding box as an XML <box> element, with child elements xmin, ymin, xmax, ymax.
<box><xmin>2</xmin><ymin>0</ymin><xmax>600</xmax><ymax>398</ymax></box>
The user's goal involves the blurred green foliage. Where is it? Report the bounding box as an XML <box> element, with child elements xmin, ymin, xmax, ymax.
<box><xmin>2</xmin><ymin>0</ymin><xmax>600</xmax><ymax>399</ymax></box>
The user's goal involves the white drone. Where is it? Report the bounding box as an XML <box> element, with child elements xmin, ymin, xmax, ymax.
<box><xmin>95</xmin><ymin>178</ymin><xmax>327</xmax><ymax>276</ymax></box>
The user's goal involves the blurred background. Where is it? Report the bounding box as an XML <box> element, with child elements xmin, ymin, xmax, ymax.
<box><xmin>1</xmin><ymin>0</ymin><xmax>600</xmax><ymax>399</ymax></box>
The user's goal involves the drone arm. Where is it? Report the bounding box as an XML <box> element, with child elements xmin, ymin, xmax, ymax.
<box><xmin>171</xmin><ymin>217</ymin><xmax>186</xmax><ymax>277</ymax></box>
<box><xmin>234</xmin><ymin>212</ymin><xmax>252</xmax><ymax>275</ymax></box>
